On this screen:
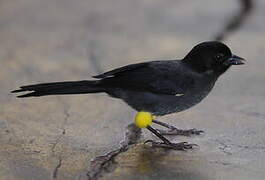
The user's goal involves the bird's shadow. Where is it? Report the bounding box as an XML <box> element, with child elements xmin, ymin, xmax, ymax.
<box><xmin>126</xmin><ymin>144</ymin><xmax>209</xmax><ymax>180</ymax></box>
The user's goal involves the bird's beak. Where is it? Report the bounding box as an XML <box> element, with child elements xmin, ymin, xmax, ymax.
<box><xmin>224</xmin><ymin>54</ymin><xmax>245</xmax><ymax>66</ymax></box>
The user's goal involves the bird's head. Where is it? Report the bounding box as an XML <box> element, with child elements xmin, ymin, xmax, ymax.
<box><xmin>183</xmin><ymin>41</ymin><xmax>245</xmax><ymax>75</ymax></box>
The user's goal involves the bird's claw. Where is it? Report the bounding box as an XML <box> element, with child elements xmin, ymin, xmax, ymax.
<box><xmin>155</xmin><ymin>128</ymin><xmax>204</xmax><ymax>136</ymax></box>
<box><xmin>144</xmin><ymin>140</ymin><xmax>197</xmax><ymax>150</ymax></box>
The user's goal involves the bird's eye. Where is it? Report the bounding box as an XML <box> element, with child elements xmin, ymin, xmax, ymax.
<box><xmin>215</xmin><ymin>53</ymin><xmax>224</xmax><ymax>61</ymax></box>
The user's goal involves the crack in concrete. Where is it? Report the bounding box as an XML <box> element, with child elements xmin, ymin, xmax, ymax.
<box><xmin>51</xmin><ymin>104</ymin><xmax>69</xmax><ymax>153</ymax></box>
<box><xmin>50</xmin><ymin>100</ymin><xmax>70</xmax><ymax>179</ymax></box>
<box><xmin>86</xmin><ymin>124</ymin><xmax>141</xmax><ymax>180</ymax></box>
<box><xmin>52</xmin><ymin>156</ymin><xmax>63</xmax><ymax>179</ymax></box>
<box><xmin>214</xmin><ymin>0</ymin><xmax>253</xmax><ymax>41</ymax></box>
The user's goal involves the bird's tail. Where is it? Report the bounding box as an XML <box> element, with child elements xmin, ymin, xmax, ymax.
<box><xmin>11</xmin><ymin>80</ymin><xmax>104</xmax><ymax>98</ymax></box>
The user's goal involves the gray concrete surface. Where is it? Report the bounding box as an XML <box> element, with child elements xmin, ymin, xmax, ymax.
<box><xmin>0</xmin><ymin>0</ymin><xmax>265</xmax><ymax>179</ymax></box>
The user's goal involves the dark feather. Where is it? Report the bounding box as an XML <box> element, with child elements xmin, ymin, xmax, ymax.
<box><xmin>99</xmin><ymin>60</ymin><xmax>195</xmax><ymax>95</ymax></box>
<box><xmin>12</xmin><ymin>80</ymin><xmax>104</xmax><ymax>98</ymax></box>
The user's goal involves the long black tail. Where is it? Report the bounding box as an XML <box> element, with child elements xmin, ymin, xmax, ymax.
<box><xmin>11</xmin><ymin>80</ymin><xmax>104</xmax><ymax>98</ymax></box>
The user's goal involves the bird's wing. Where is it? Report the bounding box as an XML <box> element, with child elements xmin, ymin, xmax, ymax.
<box><xmin>94</xmin><ymin>61</ymin><xmax>194</xmax><ymax>95</ymax></box>
<box><xmin>93</xmin><ymin>62</ymin><xmax>149</xmax><ymax>79</ymax></box>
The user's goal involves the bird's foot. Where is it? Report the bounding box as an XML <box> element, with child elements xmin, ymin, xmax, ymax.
<box><xmin>155</xmin><ymin>127</ymin><xmax>204</xmax><ymax>136</ymax></box>
<box><xmin>145</xmin><ymin>140</ymin><xmax>197</xmax><ymax>151</ymax></box>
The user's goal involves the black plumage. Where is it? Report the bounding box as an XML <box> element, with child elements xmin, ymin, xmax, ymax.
<box><xmin>12</xmin><ymin>41</ymin><xmax>244</xmax><ymax>116</ymax></box>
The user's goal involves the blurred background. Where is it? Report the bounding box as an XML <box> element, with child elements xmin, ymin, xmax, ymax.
<box><xmin>1</xmin><ymin>0</ymin><xmax>265</xmax><ymax>180</ymax></box>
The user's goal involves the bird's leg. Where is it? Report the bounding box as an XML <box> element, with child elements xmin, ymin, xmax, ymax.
<box><xmin>153</xmin><ymin>120</ymin><xmax>204</xmax><ymax>136</ymax></box>
<box><xmin>134</xmin><ymin>111</ymin><xmax>196</xmax><ymax>150</ymax></box>
<box><xmin>145</xmin><ymin>126</ymin><xmax>196</xmax><ymax>150</ymax></box>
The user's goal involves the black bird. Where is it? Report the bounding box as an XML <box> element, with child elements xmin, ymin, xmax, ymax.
<box><xmin>12</xmin><ymin>41</ymin><xmax>245</xmax><ymax>150</ymax></box>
